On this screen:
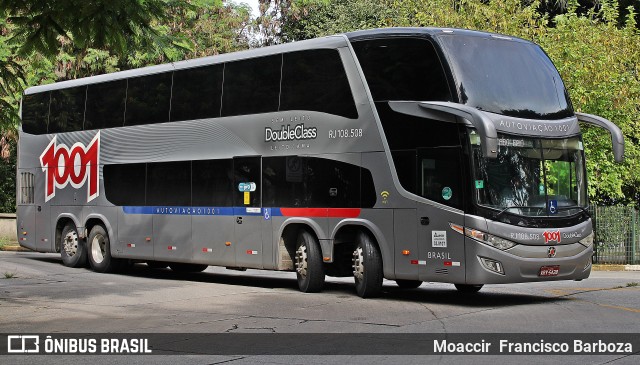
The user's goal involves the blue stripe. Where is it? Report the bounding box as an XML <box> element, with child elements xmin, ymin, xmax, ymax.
<box><xmin>122</xmin><ymin>206</ymin><xmax>284</xmax><ymax>217</ymax></box>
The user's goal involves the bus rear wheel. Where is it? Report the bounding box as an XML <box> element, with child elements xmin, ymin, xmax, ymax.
<box><xmin>353</xmin><ymin>232</ymin><xmax>383</xmax><ymax>298</ymax></box>
<box><xmin>295</xmin><ymin>230</ymin><xmax>324</xmax><ymax>293</ymax></box>
<box><xmin>454</xmin><ymin>284</ymin><xmax>483</xmax><ymax>293</ymax></box>
<box><xmin>60</xmin><ymin>223</ymin><xmax>87</xmax><ymax>268</ymax></box>
<box><xmin>396</xmin><ymin>279</ymin><xmax>422</xmax><ymax>289</ymax></box>
<box><xmin>87</xmin><ymin>224</ymin><xmax>122</xmax><ymax>273</ymax></box>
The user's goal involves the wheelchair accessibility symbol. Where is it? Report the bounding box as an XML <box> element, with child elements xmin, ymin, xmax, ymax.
<box><xmin>264</xmin><ymin>208</ymin><xmax>271</xmax><ymax>220</ymax></box>
<box><xmin>548</xmin><ymin>200</ymin><xmax>558</xmax><ymax>215</ymax></box>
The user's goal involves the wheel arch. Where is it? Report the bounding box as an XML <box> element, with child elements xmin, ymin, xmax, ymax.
<box><xmin>54</xmin><ymin>214</ymin><xmax>81</xmax><ymax>253</ymax></box>
<box><xmin>84</xmin><ymin>214</ymin><xmax>116</xmax><ymax>254</ymax></box>
<box><xmin>276</xmin><ymin>219</ymin><xmax>325</xmax><ymax>271</ymax></box>
<box><xmin>331</xmin><ymin>219</ymin><xmax>394</xmax><ymax>279</ymax></box>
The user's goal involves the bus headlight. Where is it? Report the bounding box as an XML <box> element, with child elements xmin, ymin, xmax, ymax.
<box><xmin>450</xmin><ymin>224</ymin><xmax>517</xmax><ymax>250</ymax></box>
<box><xmin>579</xmin><ymin>232</ymin><xmax>594</xmax><ymax>248</ymax></box>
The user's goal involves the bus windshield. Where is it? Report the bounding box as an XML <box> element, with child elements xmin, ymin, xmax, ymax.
<box><xmin>470</xmin><ymin>131</ymin><xmax>587</xmax><ymax>217</ymax></box>
<box><xmin>438</xmin><ymin>34</ymin><xmax>573</xmax><ymax>120</ymax></box>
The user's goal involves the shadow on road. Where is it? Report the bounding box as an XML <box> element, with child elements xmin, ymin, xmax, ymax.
<box><xmin>21</xmin><ymin>255</ymin><xmax>565</xmax><ymax>308</ymax></box>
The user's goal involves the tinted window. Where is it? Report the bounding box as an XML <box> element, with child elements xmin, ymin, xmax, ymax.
<box><xmin>147</xmin><ymin>161</ymin><xmax>191</xmax><ymax>206</ymax></box>
<box><xmin>48</xmin><ymin>86</ymin><xmax>86</xmax><ymax>133</ymax></box>
<box><xmin>280</xmin><ymin>49</ymin><xmax>357</xmax><ymax>118</ymax></box>
<box><xmin>104</xmin><ymin>163</ymin><xmax>146</xmax><ymax>205</ymax></box>
<box><xmin>439</xmin><ymin>35</ymin><xmax>573</xmax><ymax>120</ymax></box>
<box><xmin>263</xmin><ymin>156</ymin><xmax>370</xmax><ymax>208</ymax></box>
<box><xmin>21</xmin><ymin>92</ymin><xmax>50</xmax><ymax>135</ymax></box>
<box><xmin>234</xmin><ymin>157</ymin><xmax>261</xmax><ymax>207</ymax></box>
<box><xmin>192</xmin><ymin>159</ymin><xmax>234</xmax><ymax>206</ymax></box>
<box><xmin>418</xmin><ymin>147</ymin><xmax>464</xmax><ymax>209</ymax></box>
<box><xmin>221</xmin><ymin>56</ymin><xmax>281</xmax><ymax>117</ymax></box>
<box><xmin>85</xmin><ymin>80</ymin><xmax>126</xmax><ymax>130</ymax></box>
<box><xmin>126</xmin><ymin>73</ymin><xmax>172</xmax><ymax>126</ymax></box>
<box><xmin>171</xmin><ymin>65</ymin><xmax>224</xmax><ymax>121</ymax></box>
<box><xmin>351</xmin><ymin>38</ymin><xmax>452</xmax><ymax>102</ymax></box>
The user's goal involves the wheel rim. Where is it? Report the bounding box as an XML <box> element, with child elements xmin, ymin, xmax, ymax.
<box><xmin>63</xmin><ymin>230</ymin><xmax>78</xmax><ymax>257</ymax></box>
<box><xmin>353</xmin><ymin>246</ymin><xmax>364</xmax><ymax>281</ymax></box>
<box><xmin>295</xmin><ymin>244</ymin><xmax>308</xmax><ymax>278</ymax></box>
<box><xmin>91</xmin><ymin>233</ymin><xmax>106</xmax><ymax>264</ymax></box>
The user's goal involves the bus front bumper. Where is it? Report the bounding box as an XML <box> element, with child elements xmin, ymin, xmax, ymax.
<box><xmin>464</xmin><ymin>241</ymin><xmax>593</xmax><ymax>284</ymax></box>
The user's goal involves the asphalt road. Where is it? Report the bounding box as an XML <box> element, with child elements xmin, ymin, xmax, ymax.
<box><xmin>0</xmin><ymin>251</ymin><xmax>638</xmax><ymax>364</ymax></box>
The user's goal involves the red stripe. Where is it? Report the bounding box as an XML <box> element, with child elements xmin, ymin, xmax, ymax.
<box><xmin>410</xmin><ymin>260</ymin><xmax>419</xmax><ymax>265</ymax></box>
<box><xmin>444</xmin><ymin>261</ymin><xmax>452</xmax><ymax>266</ymax></box>
<box><xmin>280</xmin><ymin>208</ymin><xmax>361</xmax><ymax>218</ymax></box>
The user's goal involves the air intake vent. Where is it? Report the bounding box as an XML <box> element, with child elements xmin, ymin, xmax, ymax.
<box><xmin>20</xmin><ymin>172</ymin><xmax>35</xmax><ymax>204</ymax></box>
<box><xmin>435</xmin><ymin>268</ymin><xmax>448</xmax><ymax>275</ymax></box>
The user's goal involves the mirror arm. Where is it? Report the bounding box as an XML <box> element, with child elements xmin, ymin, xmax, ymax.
<box><xmin>575</xmin><ymin>112</ymin><xmax>625</xmax><ymax>163</ymax></box>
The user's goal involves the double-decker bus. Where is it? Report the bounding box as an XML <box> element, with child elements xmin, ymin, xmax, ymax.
<box><xmin>16</xmin><ymin>28</ymin><xmax>624</xmax><ymax>297</ymax></box>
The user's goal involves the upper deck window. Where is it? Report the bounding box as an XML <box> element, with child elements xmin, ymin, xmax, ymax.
<box><xmin>438</xmin><ymin>35</ymin><xmax>573</xmax><ymax>120</ymax></box>
<box><xmin>351</xmin><ymin>37</ymin><xmax>452</xmax><ymax>102</ymax></box>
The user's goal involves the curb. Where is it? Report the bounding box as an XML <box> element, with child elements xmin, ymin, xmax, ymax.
<box><xmin>0</xmin><ymin>243</ymin><xmax>32</xmax><ymax>252</ymax></box>
<box><xmin>592</xmin><ymin>264</ymin><xmax>639</xmax><ymax>272</ymax></box>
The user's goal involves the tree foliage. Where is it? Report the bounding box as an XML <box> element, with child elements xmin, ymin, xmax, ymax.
<box><xmin>274</xmin><ymin>0</ymin><xmax>640</xmax><ymax>206</ymax></box>
<box><xmin>0</xmin><ymin>0</ymin><xmax>252</xmax><ymax>212</ymax></box>
<box><xmin>0</xmin><ymin>0</ymin><xmax>638</xmax><ymax>210</ymax></box>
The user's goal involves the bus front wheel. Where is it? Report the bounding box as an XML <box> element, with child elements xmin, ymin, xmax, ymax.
<box><xmin>87</xmin><ymin>224</ymin><xmax>122</xmax><ymax>273</ymax></box>
<box><xmin>295</xmin><ymin>230</ymin><xmax>325</xmax><ymax>293</ymax></box>
<box><xmin>60</xmin><ymin>223</ymin><xmax>87</xmax><ymax>268</ymax></box>
<box><xmin>353</xmin><ymin>232</ymin><xmax>383</xmax><ymax>298</ymax></box>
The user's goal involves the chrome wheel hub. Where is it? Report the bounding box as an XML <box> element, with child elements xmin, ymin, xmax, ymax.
<box><xmin>63</xmin><ymin>230</ymin><xmax>79</xmax><ymax>257</ymax></box>
<box><xmin>353</xmin><ymin>247</ymin><xmax>364</xmax><ymax>281</ymax></box>
<box><xmin>295</xmin><ymin>245</ymin><xmax>308</xmax><ymax>278</ymax></box>
<box><xmin>91</xmin><ymin>233</ymin><xmax>106</xmax><ymax>264</ymax></box>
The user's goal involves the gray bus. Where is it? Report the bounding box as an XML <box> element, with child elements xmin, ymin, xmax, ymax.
<box><xmin>16</xmin><ymin>28</ymin><xmax>624</xmax><ymax>297</ymax></box>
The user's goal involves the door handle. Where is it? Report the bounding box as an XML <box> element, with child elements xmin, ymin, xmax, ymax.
<box><xmin>420</xmin><ymin>217</ymin><xmax>430</xmax><ymax>226</ymax></box>
<box><xmin>236</xmin><ymin>217</ymin><xmax>243</xmax><ymax>224</ymax></box>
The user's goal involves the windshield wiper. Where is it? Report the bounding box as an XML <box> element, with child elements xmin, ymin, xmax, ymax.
<box><xmin>556</xmin><ymin>205</ymin><xmax>592</xmax><ymax>218</ymax></box>
<box><xmin>494</xmin><ymin>205</ymin><xmax>591</xmax><ymax>219</ymax></box>
<box><xmin>494</xmin><ymin>206</ymin><xmax>541</xmax><ymax>219</ymax></box>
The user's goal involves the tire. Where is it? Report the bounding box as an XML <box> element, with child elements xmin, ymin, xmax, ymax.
<box><xmin>454</xmin><ymin>284</ymin><xmax>483</xmax><ymax>293</ymax></box>
<box><xmin>60</xmin><ymin>223</ymin><xmax>87</xmax><ymax>268</ymax></box>
<box><xmin>353</xmin><ymin>231</ymin><xmax>383</xmax><ymax>298</ymax></box>
<box><xmin>169</xmin><ymin>263</ymin><xmax>208</xmax><ymax>272</ymax></box>
<box><xmin>295</xmin><ymin>230</ymin><xmax>325</xmax><ymax>293</ymax></box>
<box><xmin>87</xmin><ymin>224</ymin><xmax>122</xmax><ymax>273</ymax></box>
<box><xmin>147</xmin><ymin>261</ymin><xmax>169</xmax><ymax>269</ymax></box>
<box><xmin>396</xmin><ymin>279</ymin><xmax>422</xmax><ymax>289</ymax></box>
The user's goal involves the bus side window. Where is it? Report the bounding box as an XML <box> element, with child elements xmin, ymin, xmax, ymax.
<box><xmin>418</xmin><ymin>147</ymin><xmax>464</xmax><ymax>209</ymax></box>
<box><xmin>171</xmin><ymin>64</ymin><xmax>224</xmax><ymax>122</ymax></box>
<box><xmin>21</xmin><ymin>92</ymin><xmax>50</xmax><ymax>135</ymax></box>
<box><xmin>146</xmin><ymin>161</ymin><xmax>191</xmax><ymax>206</ymax></box>
<box><xmin>125</xmin><ymin>73</ymin><xmax>172</xmax><ymax>126</ymax></box>
<box><xmin>192</xmin><ymin>159</ymin><xmax>234</xmax><ymax>207</ymax></box>
<box><xmin>281</xmin><ymin>49</ymin><xmax>358</xmax><ymax>119</ymax></box>
<box><xmin>221</xmin><ymin>55</ymin><xmax>281</xmax><ymax>117</ymax></box>
<box><xmin>48</xmin><ymin>86</ymin><xmax>87</xmax><ymax>133</ymax></box>
<box><xmin>103</xmin><ymin>163</ymin><xmax>146</xmax><ymax>206</ymax></box>
<box><xmin>85</xmin><ymin>80</ymin><xmax>127</xmax><ymax>130</ymax></box>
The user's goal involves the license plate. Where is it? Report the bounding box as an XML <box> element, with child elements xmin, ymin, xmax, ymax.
<box><xmin>539</xmin><ymin>265</ymin><xmax>560</xmax><ymax>276</ymax></box>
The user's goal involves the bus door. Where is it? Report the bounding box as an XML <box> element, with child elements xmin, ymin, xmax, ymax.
<box><xmin>416</xmin><ymin>147</ymin><xmax>466</xmax><ymax>283</ymax></box>
<box><xmin>233</xmin><ymin>157</ymin><xmax>264</xmax><ymax>268</ymax></box>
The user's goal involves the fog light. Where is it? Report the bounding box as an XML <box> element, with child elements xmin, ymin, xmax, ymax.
<box><xmin>584</xmin><ymin>259</ymin><xmax>592</xmax><ymax>271</ymax></box>
<box><xmin>479</xmin><ymin>257</ymin><xmax>505</xmax><ymax>275</ymax></box>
